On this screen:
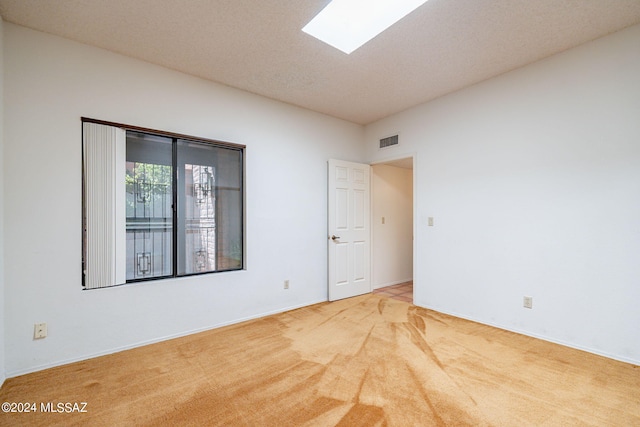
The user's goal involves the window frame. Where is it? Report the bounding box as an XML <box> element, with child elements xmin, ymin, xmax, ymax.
<box><xmin>81</xmin><ymin>117</ymin><xmax>246</xmax><ymax>288</ymax></box>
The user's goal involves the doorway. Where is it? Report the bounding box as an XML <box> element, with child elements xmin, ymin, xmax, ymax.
<box><xmin>370</xmin><ymin>157</ymin><xmax>414</xmax><ymax>302</ymax></box>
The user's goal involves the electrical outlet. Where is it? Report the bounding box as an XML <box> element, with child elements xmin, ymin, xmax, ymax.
<box><xmin>284</xmin><ymin>280</ymin><xmax>289</xmax><ymax>290</ymax></box>
<box><xmin>34</xmin><ymin>323</ymin><xmax>47</xmax><ymax>339</ymax></box>
<box><xmin>523</xmin><ymin>296</ymin><xmax>533</xmax><ymax>309</ymax></box>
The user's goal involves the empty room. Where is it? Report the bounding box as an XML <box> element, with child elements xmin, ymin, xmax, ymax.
<box><xmin>1</xmin><ymin>0</ymin><xmax>639</xmax><ymax>425</ymax></box>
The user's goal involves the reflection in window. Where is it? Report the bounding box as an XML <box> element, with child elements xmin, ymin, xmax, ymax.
<box><xmin>177</xmin><ymin>139</ymin><xmax>243</xmax><ymax>275</ymax></box>
<box><xmin>125</xmin><ymin>132</ymin><xmax>173</xmax><ymax>280</ymax></box>
<box><xmin>185</xmin><ymin>164</ymin><xmax>216</xmax><ymax>273</ymax></box>
<box><xmin>125</xmin><ymin>161</ymin><xmax>172</xmax><ymax>280</ymax></box>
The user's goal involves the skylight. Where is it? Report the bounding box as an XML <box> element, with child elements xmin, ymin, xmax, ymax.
<box><xmin>302</xmin><ymin>0</ymin><xmax>428</xmax><ymax>54</ymax></box>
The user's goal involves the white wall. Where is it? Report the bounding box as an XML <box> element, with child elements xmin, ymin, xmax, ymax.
<box><xmin>371</xmin><ymin>164</ymin><xmax>413</xmax><ymax>288</ymax></box>
<box><xmin>0</xmin><ymin>16</ymin><xmax>6</xmax><ymax>387</ymax></box>
<box><xmin>366</xmin><ymin>24</ymin><xmax>640</xmax><ymax>364</ymax></box>
<box><xmin>3</xmin><ymin>23</ymin><xmax>365</xmax><ymax>376</ymax></box>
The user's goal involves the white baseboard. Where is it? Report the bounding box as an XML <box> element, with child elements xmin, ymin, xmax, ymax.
<box><xmin>415</xmin><ymin>303</ymin><xmax>640</xmax><ymax>367</ymax></box>
<box><xmin>5</xmin><ymin>298</ymin><xmax>327</xmax><ymax>379</ymax></box>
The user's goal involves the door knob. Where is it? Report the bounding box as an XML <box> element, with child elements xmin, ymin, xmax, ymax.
<box><xmin>331</xmin><ymin>235</ymin><xmax>340</xmax><ymax>241</ymax></box>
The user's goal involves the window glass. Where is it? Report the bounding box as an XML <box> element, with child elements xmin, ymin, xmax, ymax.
<box><xmin>177</xmin><ymin>139</ymin><xmax>243</xmax><ymax>274</ymax></box>
<box><xmin>125</xmin><ymin>132</ymin><xmax>173</xmax><ymax>280</ymax></box>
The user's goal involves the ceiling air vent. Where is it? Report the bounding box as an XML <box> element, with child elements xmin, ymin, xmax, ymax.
<box><xmin>379</xmin><ymin>134</ymin><xmax>399</xmax><ymax>149</ymax></box>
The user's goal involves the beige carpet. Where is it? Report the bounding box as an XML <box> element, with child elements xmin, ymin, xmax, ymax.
<box><xmin>1</xmin><ymin>294</ymin><xmax>639</xmax><ymax>426</ymax></box>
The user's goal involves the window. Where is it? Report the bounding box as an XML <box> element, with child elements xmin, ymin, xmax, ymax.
<box><xmin>82</xmin><ymin>119</ymin><xmax>244</xmax><ymax>289</ymax></box>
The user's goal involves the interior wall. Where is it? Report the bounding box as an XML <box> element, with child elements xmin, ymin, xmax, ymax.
<box><xmin>0</xmin><ymin>15</ymin><xmax>6</xmax><ymax>387</ymax></box>
<box><xmin>2</xmin><ymin>23</ymin><xmax>365</xmax><ymax>376</ymax></box>
<box><xmin>371</xmin><ymin>164</ymin><xmax>413</xmax><ymax>288</ymax></box>
<box><xmin>365</xmin><ymin>23</ymin><xmax>640</xmax><ymax>364</ymax></box>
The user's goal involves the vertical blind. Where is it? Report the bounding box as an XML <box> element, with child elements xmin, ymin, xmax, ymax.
<box><xmin>83</xmin><ymin>122</ymin><xmax>126</xmax><ymax>289</ymax></box>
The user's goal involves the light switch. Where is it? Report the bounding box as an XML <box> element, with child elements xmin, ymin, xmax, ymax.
<box><xmin>428</xmin><ymin>217</ymin><xmax>434</xmax><ymax>226</ymax></box>
<box><xmin>382</xmin><ymin>217</ymin><xmax>385</xmax><ymax>224</ymax></box>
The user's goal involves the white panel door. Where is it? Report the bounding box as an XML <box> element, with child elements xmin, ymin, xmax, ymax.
<box><xmin>328</xmin><ymin>159</ymin><xmax>371</xmax><ymax>301</ymax></box>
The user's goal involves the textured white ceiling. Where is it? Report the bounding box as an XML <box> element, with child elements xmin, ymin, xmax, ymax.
<box><xmin>1</xmin><ymin>0</ymin><xmax>640</xmax><ymax>124</ymax></box>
